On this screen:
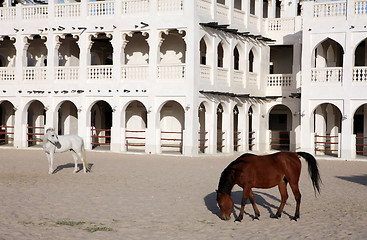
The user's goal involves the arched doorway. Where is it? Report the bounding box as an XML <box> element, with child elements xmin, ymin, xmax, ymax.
<box><xmin>57</xmin><ymin>101</ymin><xmax>78</xmax><ymax>135</ymax></box>
<box><xmin>233</xmin><ymin>105</ymin><xmax>240</xmax><ymax>152</ymax></box>
<box><xmin>198</xmin><ymin>102</ymin><xmax>208</xmax><ymax>153</ymax></box>
<box><xmin>27</xmin><ymin>100</ymin><xmax>45</xmax><ymax>147</ymax></box>
<box><xmin>160</xmin><ymin>101</ymin><xmax>185</xmax><ymax>154</ymax></box>
<box><xmin>125</xmin><ymin>101</ymin><xmax>147</xmax><ymax>153</ymax></box>
<box><xmin>0</xmin><ymin>101</ymin><xmax>15</xmax><ymax>146</ymax></box>
<box><xmin>353</xmin><ymin>104</ymin><xmax>367</xmax><ymax>157</ymax></box>
<box><xmin>217</xmin><ymin>104</ymin><xmax>224</xmax><ymax>153</ymax></box>
<box><xmin>248</xmin><ymin>106</ymin><xmax>255</xmax><ymax>151</ymax></box>
<box><xmin>90</xmin><ymin>101</ymin><xmax>112</xmax><ymax>150</ymax></box>
<box><xmin>269</xmin><ymin>105</ymin><xmax>292</xmax><ymax>151</ymax></box>
<box><xmin>313</xmin><ymin>103</ymin><xmax>342</xmax><ymax>156</ymax></box>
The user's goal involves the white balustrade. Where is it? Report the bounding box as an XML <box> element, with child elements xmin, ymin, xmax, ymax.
<box><xmin>158</xmin><ymin>0</ymin><xmax>183</xmax><ymax>12</ymax></box>
<box><xmin>249</xmin><ymin>14</ymin><xmax>259</xmax><ymax>31</ymax></box>
<box><xmin>121</xmin><ymin>65</ymin><xmax>149</xmax><ymax>81</ymax></box>
<box><xmin>88</xmin><ymin>66</ymin><xmax>113</xmax><ymax>80</ymax></box>
<box><xmin>217</xmin><ymin>67</ymin><xmax>228</xmax><ymax>84</ymax></box>
<box><xmin>200</xmin><ymin>65</ymin><xmax>211</xmax><ymax>83</ymax></box>
<box><xmin>216</xmin><ymin>3</ymin><xmax>229</xmax><ymax>21</ymax></box>
<box><xmin>267</xmin><ymin>18</ymin><xmax>295</xmax><ymax>32</ymax></box>
<box><xmin>88</xmin><ymin>1</ymin><xmax>115</xmax><ymax>16</ymax></box>
<box><xmin>22</xmin><ymin>6</ymin><xmax>48</xmax><ymax>20</ymax></box>
<box><xmin>122</xmin><ymin>0</ymin><xmax>150</xmax><ymax>14</ymax></box>
<box><xmin>233</xmin><ymin>70</ymin><xmax>244</xmax><ymax>83</ymax></box>
<box><xmin>311</xmin><ymin>67</ymin><xmax>343</xmax><ymax>84</ymax></box>
<box><xmin>0</xmin><ymin>68</ymin><xmax>15</xmax><ymax>81</ymax></box>
<box><xmin>157</xmin><ymin>64</ymin><xmax>185</xmax><ymax>80</ymax></box>
<box><xmin>355</xmin><ymin>1</ymin><xmax>367</xmax><ymax>15</ymax></box>
<box><xmin>267</xmin><ymin>74</ymin><xmax>292</xmax><ymax>87</ymax></box>
<box><xmin>313</xmin><ymin>1</ymin><xmax>346</xmax><ymax>17</ymax></box>
<box><xmin>55</xmin><ymin>3</ymin><xmax>81</xmax><ymax>18</ymax></box>
<box><xmin>23</xmin><ymin>67</ymin><xmax>47</xmax><ymax>81</ymax></box>
<box><xmin>248</xmin><ymin>72</ymin><xmax>258</xmax><ymax>87</ymax></box>
<box><xmin>0</xmin><ymin>7</ymin><xmax>16</xmax><ymax>21</ymax></box>
<box><xmin>233</xmin><ymin>9</ymin><xmax>245</xmax><ymax>26</ymax></box>
<box><xmin>55</xmin><ymin>67</ymin><xmax>79</xmax><ymax>81</ymax></box>
<box><xmin>353</xmin><ymin>67</ymin><xmax>367</xmax><ymax>84</ymax></box>
<box><xmin>197</xmin><ymin>0</ymin><xmax>211</xmax><ymax>15</ymax></box>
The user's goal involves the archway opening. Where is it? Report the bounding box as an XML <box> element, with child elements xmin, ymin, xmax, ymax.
<box><xmin>91</xmin><ymin>101</ymin><xmax>112</xmax><ymax>150</ymax></box>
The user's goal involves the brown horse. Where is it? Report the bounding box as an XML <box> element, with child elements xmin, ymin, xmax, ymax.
<box><xmin>216</xmin><ymin>152</ymin><xmax>321</xmax><ymax>221</ymax></box>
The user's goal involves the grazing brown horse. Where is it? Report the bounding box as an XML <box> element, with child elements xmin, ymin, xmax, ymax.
<box><xmin>216</xmin><ymin>152</ymin><xmax>321</xmax><ymax>221</ymax></box>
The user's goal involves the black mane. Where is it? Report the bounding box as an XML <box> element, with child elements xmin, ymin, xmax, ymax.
<box><xmin>217</xmin><ymin>153</ymin><xmax>253</xmax><ymax>195</ymax></box>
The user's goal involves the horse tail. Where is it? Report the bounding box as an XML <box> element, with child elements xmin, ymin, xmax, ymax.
<box><xmin>297</xmin><ymin>152</ymin><xmax>322</xmax><ymax>195</ymax></box>
<box><xmin>81</xmin><ymin>140</ymin><xmax>90</xmax><ymax>172</ymax></box>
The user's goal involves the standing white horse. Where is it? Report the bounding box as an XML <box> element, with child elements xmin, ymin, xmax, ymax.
<box><xmin>43</xmin><ymin>128</ymin><xmax>90</xmax><ymax>174</ymax></box>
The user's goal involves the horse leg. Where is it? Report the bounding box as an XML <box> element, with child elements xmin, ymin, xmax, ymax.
<box><xmin>77</xmin><ymin>150</ymin><xmax>88</xmax><ymax>173</ymax></box>
<box><xmin>46</xmin><ymin>153</ymin><xmax>53</xmax><ymax>174</ymax></box>
<box><xmin>71</xmin><ymin>151</ymin><xmax>79</xmax><ymax>173</ymax></box>
<box><xmin>274</xmin><ymin>178</ymin><xmax>288</xmax><ymax>219</ymax></box>
<box><xmin>289</xmin><ymin>182</ymin><xmax>301</xmax><ymax>221</ymax></box>
<box><xmin>249</xmin><ymin>189</ymin><xmax>260</xmax><ymax>219</ymax></box>
<box><xmin>236</xmin><ymin>186</ymin><xmax>251</xmax><ymax>222</ymax></box>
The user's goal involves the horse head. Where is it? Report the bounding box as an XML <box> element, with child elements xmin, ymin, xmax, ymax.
<box><xmin>216</xmin><ymin>190</ymin><xmax>233</xmax><ymax>221</ymax></box>
<box><xmin>45</xmin><ymin>128</ymin><xmax>59</xmax><ymax>146</ymax></box>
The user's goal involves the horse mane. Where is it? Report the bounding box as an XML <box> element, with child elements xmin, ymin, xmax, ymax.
<box><xmin>218</xmin><ymin>153</ymin><xmax>253</xmax><ymax>195</ymax></box>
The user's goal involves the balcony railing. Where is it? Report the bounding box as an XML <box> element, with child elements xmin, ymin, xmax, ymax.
<box><xmin>158</xmin><ymin>0</ymin><xmax>183</xmax><ymax>12</ymax></box>
<box><xmin>88</xmin><ymin>1</ymin><xmax>115</xmax><ymax>16</ymax></box>
<box><xmin>0</xmin><ymin>68</ymin><xmax>15</xmax><ymax>81</ymax></box>
<box><xmin>197</xmin><ymin>0</ymin><xmax>211</xmax><ymax>15</ymax></box>
<box><xmin>88</xmin><ymin>66</ymin><xmax>113</xmax><ymax>80</ymax></box>
<box><xmin>311</xmin><ymin>67</ymin><xmax>343</xmax><ymax>84</ymax></box>
<box><xmin>355</xmin><ymin>0</ymin><xmax>367</xmax><ymax>15</ymax></box>
<box><xmin>216</xmin><ymin>3</ymin><xmax>229</xmax><ymax>21</ymax></box>
<box><xmin>353</xmin><ymin>66</ymin><xmax>367</xmax><ymax>84</ymax></box>
<box><xmin>55</xmin><ymin>67</ymin><xmax>79</xmax><ymax>81</ymax></box>
<box><xmin>217</xmin><ymin>67</ymin><xmax>228</xmax><ymax>84</ymax></box>
<box><xmin>233</xmin><ymin>70</ymin><xmax>244</xmax><ymax>84</ymax></box>
<box><xmin>122</xmin><ymin>0</ymin><xmax>150</xmax><ymax>14</ymax></box>
<box><xmin>157</xmin><ymin>64</ymin><xmax>185</xmax><ymax>80</ymax></box>
<box><xmin>200</xmin><ymin>65</ymin><xmax>211</xmax><ymax>84</ymax></box>
<box><xmin>121</xmin><ymin>65</ymin><xmax>149</xmax><ymax>81</ymax></box>
<box><xmin>23</xmin><ymin>67</ymin><xmax>47</xmax><ymax>81</ymax></box>
<box><xmin>267</xmin><ymin>74</ymin><xmax>292</xmax><ymax>87</ymax></box>
<box><xmin>0</xmin><ymin>7</ymin><xmax>16</xmax><ymax>21</ymax></box>
<box><xmin>55</xmin><ymin>3</ymin><xmax>81</xmax><ymax>18</ymax></box>
<box><xmin>266</xmin><ymin>18</ymin><xmax>295</xmax><ymax>32</ymax></box>
<box><xmin>22</xmin><ymin>5</ymin><xmax>48</xmax><ymax>20</ymax></box>
<box><xmin>248</xmin><ymin>72</ymin><xmax>258</xmax><ymax>87</ymax></box>
<box><xmin>313</xmin><ymin>1</ymin><xmax>346</xmax><ymax>17</ymax></box>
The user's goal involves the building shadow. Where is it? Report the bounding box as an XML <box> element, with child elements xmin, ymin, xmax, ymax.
<box><xmin>336</xmin><ymin>174</ymin><xmax>367</xmax><ymax>186</ymax></box>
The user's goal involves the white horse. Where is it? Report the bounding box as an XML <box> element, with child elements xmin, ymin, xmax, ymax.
<box><xmin>43</xmin><ymin>128</ymin><xmax>90</xmax><ymax>174</ymax></box>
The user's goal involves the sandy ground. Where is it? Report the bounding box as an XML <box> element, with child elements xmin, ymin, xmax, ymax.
<box><xmin>0</xmin><ymin>148</ymin><xmax>366</xmax><ymax>240</ymax></box>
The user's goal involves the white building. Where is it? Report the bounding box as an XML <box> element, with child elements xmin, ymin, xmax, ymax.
<box><xmin>0</xmin><ymin>0</ymin><xmax>366</xmax><ymax>160</ymax></box>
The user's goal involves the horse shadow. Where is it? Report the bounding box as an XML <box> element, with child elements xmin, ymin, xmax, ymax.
<box><xmin>204</xmin><ymin>190</ymin><xmax>292</xmax><ymax>220</ymax></box>
<box><xmin>53</xmin><ymin>163</ymin><xmax>94</xmax><ymax>174</ymax></box>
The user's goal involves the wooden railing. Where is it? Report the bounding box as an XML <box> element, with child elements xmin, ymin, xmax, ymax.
<box><xmin>161</xmin><ymin>130</ymin><xmax>183</xmax><ymax>153</ymax></box>
<box><xmin>0</xmin><ymin>125</ymin><xmax>14</xmax><ymax>145</ymax></box>
<box><xmin>198</xmin><ymin>131</ymin><xmax>208</xmax><ymax>153</ymax></box>
<box><xmin>125</xmin><ymin>129</ymin><xmax>146</xmax><ymax>151</ymax></box>
<box><xmin>27</xmin><ymin>126</ymin><xmax>44</xmax><ymax>146</ymax></box>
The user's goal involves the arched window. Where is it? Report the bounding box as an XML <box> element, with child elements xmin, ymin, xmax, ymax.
<box><xmin>249</xmin><ymin>50</ymin><xmax>254</xmax><ymax>72</ymax></box>
<box><xmin>234</xmin><ymin>46</ymin><xmax>239</xmax><ymax>70</ymax></box>
<box><xmin>200</xmin><ymin>38</ymin><xmax>207</xmax><ymax>65</ymax></box>
<box><xmin>217</xmin><ymin>43</ymin><xmax>224</xmax><ymax>68</ymax></box>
